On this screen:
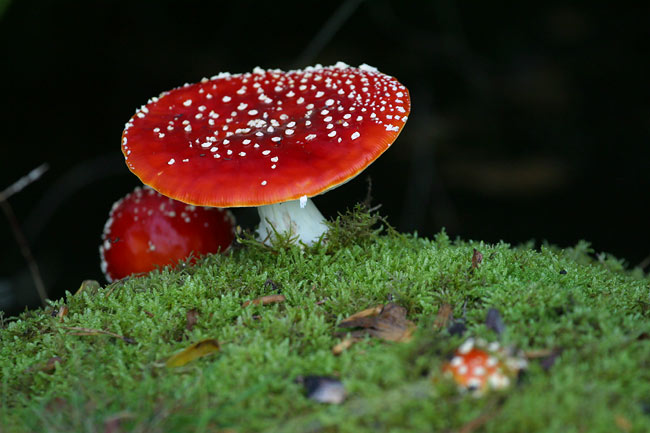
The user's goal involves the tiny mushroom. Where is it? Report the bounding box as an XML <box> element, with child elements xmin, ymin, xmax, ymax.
<box><xmin>121</xmin><ymin>62</ymin><xmax>410</xmax><ymax>245</ymax></box>
<box><xmin>442</xmin><ymin>338</ymin><xmax>527</xmax><ymax>395</ymax></box>
<box><xmin>100</xmin><ymin>186</ymin><xmax>235</xmax><ymax>281</ymax></box>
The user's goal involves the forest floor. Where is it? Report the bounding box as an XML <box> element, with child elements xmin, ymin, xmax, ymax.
<box><xmin>2</xmin><ymin>207</ymin><xmax>649</xmax><ymax>433</ymax></box>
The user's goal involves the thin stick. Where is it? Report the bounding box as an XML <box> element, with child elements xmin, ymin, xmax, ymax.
<box><xmin>0</xmin><ymin>163</ymin><xmax>49</xmax><ymax>202</ymax></box>
<box><xmin>62</xmin><ymin>326</ymin><xmax>136</xmax><ymax>344</ymax></box>
<box><xmin>0</xmin><ymin>163</ymin><xmax>50</xmax><ymax>307</ymax></box>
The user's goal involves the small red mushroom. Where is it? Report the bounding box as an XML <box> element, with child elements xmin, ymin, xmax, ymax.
<box><xmin>442</xmin><ymin>338</ymin><xmax>527</xmax><ymax>395</ymax></box>
<box><xmin>99</xmin><ymin>186</ymin><xmax>235</xmax><ymax>281</ymax></box>
<box><xmin>120</xmin><ymin>63</ymin><xmax>410</xmax><ymax>245</ymax></box>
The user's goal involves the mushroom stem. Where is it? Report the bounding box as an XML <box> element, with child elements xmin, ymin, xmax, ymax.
<box><xmin>256</xmin><ymin>198</ymin><xmax>328</xmax><ymax>246</ymax></box>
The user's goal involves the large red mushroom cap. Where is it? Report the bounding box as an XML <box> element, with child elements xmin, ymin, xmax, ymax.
<box><xmin>100</xmin><ymin>186</ymin><xmax>235</xmax><ymax>281</ymax></box>
<box><xmin>121</xmin><ymin>63</ymin><xmax>410</xmax><ymax>207</ymax></box>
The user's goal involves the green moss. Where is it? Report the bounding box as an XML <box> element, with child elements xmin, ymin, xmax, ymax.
<box><xmin>1</xmin><ymin>207</ymin><xmax>649</xmax><ymax>432</ymax></box>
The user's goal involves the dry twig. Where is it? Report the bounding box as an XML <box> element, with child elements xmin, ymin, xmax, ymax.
<box><xmin>0</xmin><ymin>163</ymin><xmax>49</xmax><ymax>307</ymax></box>
<box><xmin>62</xmin><ymin>326</ymin><xmax>136</xmax><ymax>344</ymax></box>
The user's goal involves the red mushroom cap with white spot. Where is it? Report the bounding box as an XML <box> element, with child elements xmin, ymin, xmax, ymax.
<box><xmin>442</xmin><ymin>338</ymin><xmax>525</xmax><ymax>394</ymax></box>
<box><xmin>121</xmin><ymin>63</ymin><xmax>410</xmax><ymax>207</ymax></box>
<box><xmin>100</xmin><ymin>186</ymin><xmax>235</xmax><ymax>282</ymax></box>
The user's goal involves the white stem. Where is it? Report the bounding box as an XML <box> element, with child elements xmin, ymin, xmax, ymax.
<box><xmin>256</xmin><ymin>198</ymin><xmax>328</xmax><ymax>246</ymax></box>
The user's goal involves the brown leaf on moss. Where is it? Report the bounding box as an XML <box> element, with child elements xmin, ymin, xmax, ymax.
<box><xmin>186</xmin><ymin>308</ymin><xmax>199</xmax><ymax>332</ymax></box>
<box><xmin>242</xmin><ymin>294</ymin><xmax>286</xmax><ymax>308</ymax></box>
<box><xmin>471</xmin><ymin>248</ymin><xmax>483</xmax><ymax>269</ymax></box>
<box><xmin>166</xmin><ymin>338</ymin><xmax>220</xmax><ymax>368</ymax></box>
<box><xmin>103</xmin><ymin>412</ymin><xmax>135</xmax><ymax>433</ymax></box>
<box><xmin>433</xmin><ymin>303</ymin><xmax>453</xmax><ymax>330</ymax></box>
<box><xmin>27</xmin><ymin>356</ymin><xmax>63</xmax><ymax>374</ymax></box>
<box><xmin>43</xmin><ymin>356</ymin><xmax>62</xmax><ymax>372</ymax></box>
<box><xmin>339</xmin><ymin>303</ymin><xmax>415</xmax><ymax>342</ymax></box>
<box><xmin>342</xmin><ymin>305</ymin><xmax>384</xmax><ymax>322</ymax></box>
<box><xmin>615</xmin><ymin>414</ymin><xmax>632</xmax><ymax>432</ymax></box>
<box><xmin>56</xmin><ymin>305</ymin><xmax>68</xmax><ymax>322</ymax></box>
<box><xmin>332</xmin><ymin>335</ymin><xmax>360</xmax><ymax>355</ymax></box>
<box><xmin>74</xmin><ymin>279</ymin><xmax>101</xmax><ymax>296</ymax></box>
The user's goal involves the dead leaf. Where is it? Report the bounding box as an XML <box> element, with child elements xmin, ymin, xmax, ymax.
<box><xmin>295</xmin><ymin>375</ymin><xmax>346</xmax><ymax>404</ymax></box>
<box><xmin>242</xmin><ymin>294</ymin><xmax>286</xmax><ymax>308</ymax></box>
<box><xmin>166</xmin><ymin>338</ymin><xmax>220</xmax><ymax>368</ymax></box>
<box><xmin>43</xmin><ymin>356</ymin><xmax>62</xmax><ymax>373</ymax></box>
<box><xmin>103</xmin><ymin>412</ymin><xmax>135</xmax><ymax>433</ymax></box>
<box><xmin>75</xmin><ymin>279</ymin><xmax>101</xmax><ymax>296</ymax></box>
<box><xmin>104</xmin><ymin>418</ymin><xmax>122</xmax><ymax>433</ymax></box>
<box><xmin>339</xmin><ymin>303</ymin><xmax>415</xmax><ymax>342</ymax></box>
<box><xmin>615</xmin><ymin>414</ymin><xmax>632</xmax><ymax>432</ymax></box>
<box><xmin>367</xmin><ymin>304</ymin><xmax>416</xmax><ymax>342</ymax></box>
<box><xmin>332</xmin><ymin>335</ymin><xmax>359</xmax><ymax>355</ymax></box>
<box><xmin>471</xmin><ymin>248</ymin><xmax>483</xmax><ymax>270</ymax></box>
<box><xmin>433</xmin><ymin>303</ymin><xmax>453</xmax><ymax>330</ymax></box>
<box><xmin>339</xmin><ymin>305</ymin><xmax>384</xmax><ymax>324</ymax></box>
<box><xmin>27</xmin><ymin>356</ymin><xmax>63</xmax><ymax>374</ymax></box>
<box><xmin>186</xmin><ymin>309</ymin><xmax>199</xmax><ymax>332</ymax></box>
<box><xmin>62</xmin><ymin>326</ymin><xmax>136</xmax><ymax>344</ymax></box>
<box><xmin>56</xmin><ymin>305</ymin><xmax>69</xmax><ymax>322</ymax></box>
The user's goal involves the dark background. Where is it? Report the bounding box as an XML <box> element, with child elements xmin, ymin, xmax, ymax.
<box><xmin>1</xmin><ymin>0</ymin><xmax>648</xmax><ymax>315</ymax></box>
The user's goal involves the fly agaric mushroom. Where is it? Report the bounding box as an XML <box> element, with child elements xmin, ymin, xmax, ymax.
<box><xmin>121</xmin><ymin>62</ymin><xmax>410</xmax><ymax>245</ymax></box>
<box><xmin>442</xmin><ymin>338</ymin><xmax>527</xmax><ymax>395</ymax></box>
<box><xmin>100</xmin><ymin>186</ymin><xmax>235</xmax><ymax>281</ymax></box>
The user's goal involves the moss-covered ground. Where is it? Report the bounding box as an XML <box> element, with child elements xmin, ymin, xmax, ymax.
<box><xmin>1</xmin><ymin>208</ymin><xmax>649</xmax><ymax>432</ymax></box>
